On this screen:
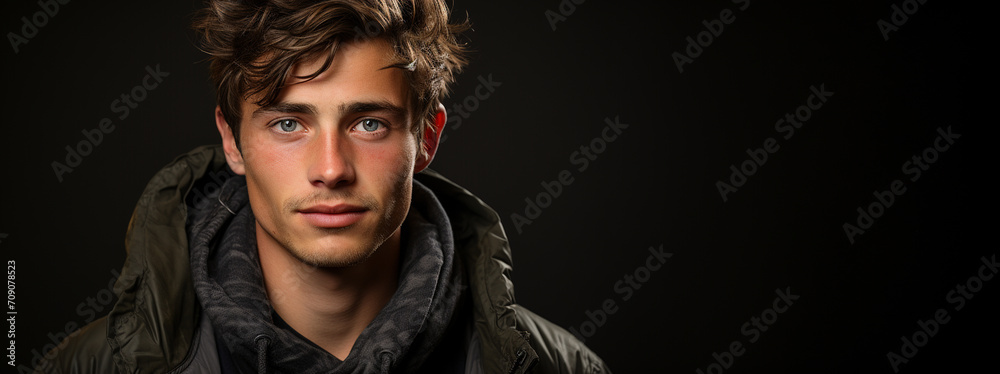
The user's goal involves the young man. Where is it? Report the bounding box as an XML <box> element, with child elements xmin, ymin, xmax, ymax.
<box><xmin>40</xmin><ymin>0</ymin><xmax>610</xmax><ymax>373</ymax></box>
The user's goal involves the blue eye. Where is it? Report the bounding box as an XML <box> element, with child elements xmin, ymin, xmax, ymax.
<box><xmin>357</xmin><ymin>119</ymin><xmax>384</xmax><ymax>132</ymax></box>
<box><xmin>275</xmin><ymin>119</ymin><xmax>301</xmax><ymax>132</ymax></box>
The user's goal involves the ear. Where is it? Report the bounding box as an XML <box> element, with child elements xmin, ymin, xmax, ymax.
<box><xmin>414</xmin><ymin>103</ymin><xmax>446</xmax><ymax>173</ymax></box>
<box><xmin>215</xmin><ymin>106</ymin><xmax>246</xmax><ymax>175</ymax></box>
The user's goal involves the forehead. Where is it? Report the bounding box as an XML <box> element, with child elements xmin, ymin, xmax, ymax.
<box><xmin>259</xmin><ymin>38</ymin><xmax>410</xmax><ymax>113</ymax></box>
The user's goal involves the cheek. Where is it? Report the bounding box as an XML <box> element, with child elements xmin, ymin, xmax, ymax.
<box><xmin>356</xmin><ymin>137</ymin><xmax>416</xmax><ymax>220</ymax></box>
<box><xmin>240</xmin><ymin>140</ymin><xmax>299</xmax><ymax>217</ymax></box>
<box><xmin>242</xmin><ymin>127</ymin><xmax>308</xmax><ymax>176</ymax></box>
<box><xmin>357</xmin><ymin>136</ymin><xmax>418</xmax><ymax>179</ymax></box>
<box><xmin>242</xmin><ymin>132</ymin><xmax>298</xmax><ymax>172</ymax></box>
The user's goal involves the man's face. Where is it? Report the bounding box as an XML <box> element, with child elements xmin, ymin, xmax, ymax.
<box><xmin>226</xmin><ymin>39</ymin><xmax>420</xmax><ymax>267</ymax></box>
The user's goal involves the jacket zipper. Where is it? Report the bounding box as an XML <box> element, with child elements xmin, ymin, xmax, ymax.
<box><xmin>507</xmin><ymin>349</ymin><xmax>527</xmax><ymax>374</ymax></box>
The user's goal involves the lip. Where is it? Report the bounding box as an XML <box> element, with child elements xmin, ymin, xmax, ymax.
<box><xmin>297</xmin><ymin>204</ymin><xmax>368</xmax><ymax>228</ymax></box>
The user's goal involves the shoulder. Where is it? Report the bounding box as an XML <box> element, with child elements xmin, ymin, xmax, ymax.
<box><xmin>34</xmin><ymin>317</ymin><xmax>118</xmax><ymax>374</ymax></box>
<box><xmin>514</xmin><ymin>305</ymin><xmax>612</xmax><ymax>374</ymax></box>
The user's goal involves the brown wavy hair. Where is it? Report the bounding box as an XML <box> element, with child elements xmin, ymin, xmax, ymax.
<box><xmin>193</xmin><ymin>0</ymin><xmax>469</xmax><ymax>152</ymax></box>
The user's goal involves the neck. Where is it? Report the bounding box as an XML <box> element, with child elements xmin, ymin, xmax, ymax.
<box><xmin>257</xmin><ymin>224</ymin><xmax>401</xmax><ymax>360</ymax></box>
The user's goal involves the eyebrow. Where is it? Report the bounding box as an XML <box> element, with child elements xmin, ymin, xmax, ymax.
<box><xmin>339</xmin><ymin>100</ymin><xmax>406</xmax><ymax>118</ymax></box>
<box><xmin>251</xmin><ymin>102</ymin><xmax>317</xmax><ymax>118</ymax></box>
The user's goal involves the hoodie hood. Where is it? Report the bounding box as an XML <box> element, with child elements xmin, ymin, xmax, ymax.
<box><xmin>187</xmin><ymin>171</ymin><xmax>466</xmax><ymax>374</ymax></box>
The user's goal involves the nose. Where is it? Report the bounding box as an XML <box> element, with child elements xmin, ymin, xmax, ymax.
<box><xmin>307</xmin><ymin>130</ymin><xmax>355</xmax><ymax>188</ymax></box>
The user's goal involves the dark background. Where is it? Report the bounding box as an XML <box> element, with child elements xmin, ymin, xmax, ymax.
<box><xmin>1</xmin><ymin>0</ymin><xmax>991</xmax><ymax>373</ymax></box>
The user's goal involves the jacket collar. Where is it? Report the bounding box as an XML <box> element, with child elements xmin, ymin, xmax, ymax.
<box><xmin>107</xmin><ymin>145</ymin><xmax>225</xmax><ymax>372</ymax></box>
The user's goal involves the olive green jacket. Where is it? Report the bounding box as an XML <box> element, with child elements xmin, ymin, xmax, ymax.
<box><xmin>39</xmin><ymin>145</ymin><xmax>610</xmax><ymax>374</ymax></box>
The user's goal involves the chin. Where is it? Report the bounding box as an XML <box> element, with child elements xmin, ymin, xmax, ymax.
<box><xmin>286</xmin><ymin>234</ymin><xmax>384</xmax><ymax>268</ymax></box>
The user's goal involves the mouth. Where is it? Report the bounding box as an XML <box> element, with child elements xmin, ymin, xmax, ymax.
<box><xmin>297</xmin><ymin>204</ymin><xmax>368</xmax><ymax>228</ymax></box>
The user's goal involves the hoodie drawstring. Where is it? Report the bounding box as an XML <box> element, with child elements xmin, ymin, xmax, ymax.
<box><xmin>254</xmin><ymin>334</ymin><xmax>271</xmax><ymax>374</ymax></box>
